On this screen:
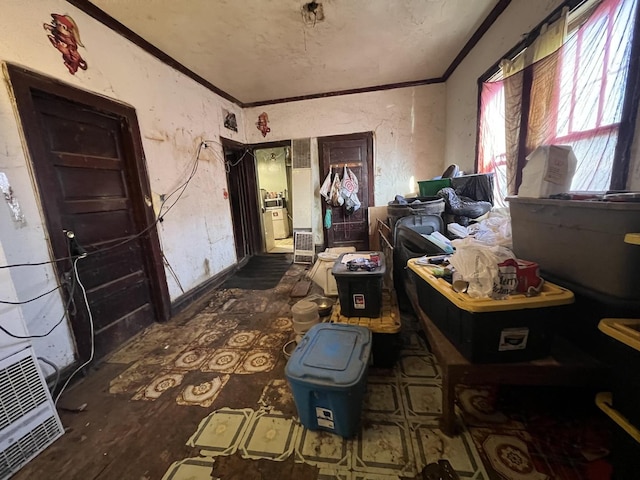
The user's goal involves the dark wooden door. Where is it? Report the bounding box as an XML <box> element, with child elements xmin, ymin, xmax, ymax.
<box><xmin>223</xmin><ymin>142</ymin><xmax>261</xmax><ymax>262</ymax></box>
<box><xmin>8</xmin><ymin>65</ymin><xmax>170</xmax><ymax>362</ymax></box>
<box><xmin>319</xmin><ymin>133</ymin><xmax>374</xmax><ymax>250</ymax></box>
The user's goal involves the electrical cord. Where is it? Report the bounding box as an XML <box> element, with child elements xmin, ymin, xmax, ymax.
<box><xmin>162</xmin><ymin>251</ymin><xmax>185</xmax><ymax>293</ymax></box>
<box><xmin>0</xmin><ymin>263</ymin><xmax>77</xmax><ymax>339</ymax></box>
<box><xmin>38</xmin><ymin>356</ymin><xmax>61</xmax><ymax>394</ymax></box>
<box><xmin>0</xmin><ymin>284</ymin><xmax>62</xmax><ymax>305</ymax></box>
<box><xmin>0</xmin><ymin>139</ymin><xmax>208</xmax><ymax>269</ymax></box>
<box><xmin>54</xmin><ymin>256</ymin><xmax>93</xmax><ymax>406</ymax></box>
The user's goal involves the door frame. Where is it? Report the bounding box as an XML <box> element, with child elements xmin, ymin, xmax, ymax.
<box><xmin>221</xmin><ymin>137</ymin><xmax>262</xmax><ymax>262</ymax></box>
<box><xmin>222</xmin><ymin>138</ymin><xmax>292</xmax><ymax>257</ymax></box>
<box><xmin>318</xmin><ymin>132</ymin><xmax>374</xmax><ymax>250</ymax></box>
<box><xmin>5</xmin><ymin>64</ymin><xmax>171</xmax><ymax>335</ymax></box>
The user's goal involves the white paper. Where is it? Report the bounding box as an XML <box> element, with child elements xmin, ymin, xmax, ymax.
<box><xmin>0</xmin><ymin>172</ymin><xmax>25</xmax><ymax>223</ymax></box>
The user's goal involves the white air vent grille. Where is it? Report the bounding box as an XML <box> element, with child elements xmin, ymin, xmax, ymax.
<box><xmin>0</xmin><ymin>356</ymin><xmax>47</xmax><ymax>431</ymax></box>
<box><xmin>292</xmin><ymin>139</ymin><xmax>311</xmax><ymax>169</ymax></box>
<box><xmin>0</xmin><ymin>347</ymin><xmax>64</xmax><ymax>480</ymax></box>
<box><xmin>0</xmin><ymin>416</ymin><xmax>60</xmax><ymax>479</ymax></box>
<box><xmin>294</xmin><ymin>231</ymin><xmax>315</xmax><ymax>264</ymax></box>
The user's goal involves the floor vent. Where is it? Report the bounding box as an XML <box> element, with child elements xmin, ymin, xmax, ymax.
<box><xmin>0</xmin><ymin>347</ymin><xmax>63</xmax><ymax>480</ymax></box>
<box><xmin>293</xmin><ymin>231</ymin><xmax>315</xmax><ymax>264</ymax></box>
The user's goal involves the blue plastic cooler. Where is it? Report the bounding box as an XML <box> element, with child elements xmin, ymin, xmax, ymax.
<box><xmin>285</xmin><ymin>323</ymin><xmax>371</xmax><ymax>438</ymax></box>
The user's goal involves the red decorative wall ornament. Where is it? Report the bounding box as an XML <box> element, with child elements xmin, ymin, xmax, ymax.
<box><xmin>44</xmin><ymin>13</ymin><xmax>87</xmax><ymax>74</ymax></box>
<box><xmin>256</xmin><ymin>112</ymin><xmax>271</xmax><ymax>137</ymax></box>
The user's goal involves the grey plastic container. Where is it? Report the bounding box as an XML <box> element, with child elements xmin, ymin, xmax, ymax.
<box><xmin>387</xmin><ymin>196</ymin><xmax>444</xmax><ymax>233</ymax></box>
<box><xmin>507</xmin><ymin>196</ymin><xmax>640</xmax><ymax>300</ymax></box>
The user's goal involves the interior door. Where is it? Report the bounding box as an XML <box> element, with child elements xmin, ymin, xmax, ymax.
<box><xmin>7</xmin><ymin>65</ymin><xmax>170</xmax><ymax>362</ymax></box>
<box><xmin>223</xmin><ymin>142</ymin><xmax>262</xmax><ymax>261</ymax></box>
<box><xmin>319</xmin><ymin>133</ymin><xmax>374</xmax><ymax>250</ymax></box>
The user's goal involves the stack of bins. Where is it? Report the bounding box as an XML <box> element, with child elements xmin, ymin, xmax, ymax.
<box><xmin>596</xmin><ymin>318</ymin><xmax>640</xmax><ymax>478</ymax></box>
<box><xmin>407</xmin><ymin>258</ymin><xmax>574</xmax><ymax>363</ymax></box>
<box><xmin>330</xmin><ymin>289</ymin><xmax>401</xmax><ymax>368</ymax></box>
<box><xmin>285</xmin><ymin>323</ymin><xmax>371</xmax><ymax>438</ymax></box>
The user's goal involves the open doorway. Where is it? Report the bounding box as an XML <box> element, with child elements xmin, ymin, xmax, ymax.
<box><xmin>255</xmin><ymin>145</ymin><xmax>294</xmax><ymax>253</ymax></box>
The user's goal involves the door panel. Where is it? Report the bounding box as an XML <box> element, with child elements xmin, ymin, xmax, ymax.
<box><xmin>8</xmin><ymin>65</ymin><xmax>169</xmax><ymax>362</ymax></box>
<box><xmin>224</xmin><ymin>143</ymin><xmax>262</xmax><ymax>261</ymax></box>
<box><xmin>319</xmin><ymin>133</ymin><xmax>374</xmax><ymax>251</ymax></box>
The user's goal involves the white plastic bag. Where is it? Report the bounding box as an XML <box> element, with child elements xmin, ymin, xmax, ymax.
<box><xmin>330</xmin><ymin>172</ymin><xmax>344</xmax><ymax>206</ymax></box>
<box><xmin>466</xmin><ymin>211</ymin><xmax>512</xmax><ymax>248</ymax></box>
<box><xmin>449</xmin><ymin>238</ymin><xmax>516</xmax><ymax>298</ymax></box>
<box><xmin>340</xmin><ymin>166</ymin><xmax>361</xmax><ymax>214</ymax></box>
<box><xmin>319</xmin><ymin>170</ymin><xmax>332</xmax><ymax>202</ymax></box>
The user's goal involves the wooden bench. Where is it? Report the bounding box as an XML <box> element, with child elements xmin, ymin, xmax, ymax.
<box><xmin>405</xmin><ymin>279</ymin><xmax>609</xmax><ymax>436</ymax></box>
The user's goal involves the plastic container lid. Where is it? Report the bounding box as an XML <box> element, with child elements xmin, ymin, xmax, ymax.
<box><xmin>331</xmin><ymin>252</ymin><xmax>386</xmax><ymax>278</ymax></box>
<box><xmin>292</xmin><ymin>300</ymin><xmax>319</xmax><ymax>323</ymax></box>
<box><xmin>285</xmin><ymin>323</ymin><xmax>371</xmax><ymax>388</ymax></box>
<box><xmin>318</xmin><ymin>252</ymin><xmax>340</xmax><ymax>262</ymax></box>
<box><xmin>407</xmin><ymin>258</ymin><xmax>574</xmax><ymax>312</ymax></box>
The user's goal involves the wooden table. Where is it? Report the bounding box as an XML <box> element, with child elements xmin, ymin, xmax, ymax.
<box><xmin>405</xmin><ymin>280</ymin><xmax>609</xmax><ymax>436</ymax></box>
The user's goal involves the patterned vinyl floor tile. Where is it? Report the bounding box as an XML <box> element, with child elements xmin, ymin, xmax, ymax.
<box><xmin>481</xmin><ymin>433</ymin><xmax>548</xmax><ymax>480</ymax></box>
<box><xmin>362</xmin><ymin>380</ymin><xmax>404</xmax><ymax>419</ymax></box>
<box><xmin>410</xmin><ymin>422</ymin><xmax>488</xmax><ymax>479</ymax></box>
<box><xmin>201</xmin><ymin>349</ymin><xmax>245</xmax><ymax>374</ymax></box>
<box><xmin>396</xmin><ymin>354</ymin><xmax>440</xmax><ymax>383</ymax></box>
<box><xmin>187</xmin><ymin>408</ymin><xmax>254</xmax><ymax>457</ymax></box>
<box><xmin>132</xmin><ymin>372</ymin><xmax>184</xmax><ymax>401</ymax></box>
<box><xmin>173</xmin><ymin>348</ymin><xmax>211</xmax><ymax>370</ymax></box>
<box><xmin>352</xmin><ymin>418</ymin><xmax>417</xmax><ymax>477</ymax></box>
<box><xmin>225</xmin><ymin>330</ymin><xmax>260</xmax><ymax>348</ymax></box>
<box><xmin>160</xmin><ymin>457</ymin><xmax>215</xmax><ymax>480</ymax></box>
<box><xmin>235</xmin><ymin>350</ymin><xmax>277</xmax><ymax>374</ymax></box>
<box><xmin>239</xmin><ymin>409</ymin><xmax>300</xmax><ymax>461</ymax></box>
<box><xmin>295</xmin><ymin>427</ymin><xmax>352</xmax><ymax>469</ymax></box>
<box><xmin>176</xmin><ymin>375</ymin><xmax>230</xmax><ymax>408</ymax></box>
<box><xmin>401</xmin><ymin>382</ymin><xmax>442</xmax><ymax>420</ymax></box>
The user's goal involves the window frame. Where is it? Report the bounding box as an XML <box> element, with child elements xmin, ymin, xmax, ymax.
<box><xmin>474</xmin><ymin>0</ymin><xmax>640</xmax><ymax>191</ymax></box>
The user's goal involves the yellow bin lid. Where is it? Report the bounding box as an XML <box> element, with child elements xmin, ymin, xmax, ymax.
<box><xmin>407</xmin><ymin>258</ymin><xmax>574</xmax><ymax>313</ymax></box>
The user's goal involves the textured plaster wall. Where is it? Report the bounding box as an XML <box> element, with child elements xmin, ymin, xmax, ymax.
<box><xmin>245</xmin><ymin>85</ymin><xmax>447</xmax><ymax>242</ymax></box>
<box><xmin>444</xmin><ymin>0</ymin><xmax>564</xmax><ymax>172</ymax></box>
<box><xmin>0</xmin><ymin>0</ymin><xmax>244</xmax><ymax>368</ymax></box>
<box><xmin>256</xmin><ymin>147</ymin><xmax>288</xmax><ymax>196</ymax></box>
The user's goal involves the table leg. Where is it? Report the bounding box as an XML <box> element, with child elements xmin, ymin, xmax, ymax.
<box><xmin>439</xmin><ymin>365</ymin><xmax>462</xmax><ymax>436</ymax></box>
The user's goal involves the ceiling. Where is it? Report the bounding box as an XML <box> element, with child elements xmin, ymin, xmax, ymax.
<box><xmin>86</xmin><ymin>0</ymin><xmax>501</xmax><ymax>105</ymax></box>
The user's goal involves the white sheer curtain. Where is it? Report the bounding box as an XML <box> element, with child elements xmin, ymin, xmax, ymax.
<box><xmin>478</xmin><ymin>0</ymin><xmax>637</xmax><ymax>202</ymax></box>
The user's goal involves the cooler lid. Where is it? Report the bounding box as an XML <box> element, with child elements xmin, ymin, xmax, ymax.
<box><xmin>285</xmin><ymin>323</ymin><xmax>371</xmax><ymax>387</ymax></box>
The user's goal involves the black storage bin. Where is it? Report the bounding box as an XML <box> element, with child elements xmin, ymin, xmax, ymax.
<box><xmin>330</xmin><ymin>289</ymin><xmax>402</xmax><ymax>368</ymax></box>
<box><xmin>332</xmin><ymin>252</ymin><xmax>386</xmax><ymax>318</ymax></box>
<box><xmin>393</xmin><ymin>214</ymin><xmax>446</xmax><ymax>308</ymax></box>
<box><xmin>450</xmin><ymin>173</ymin><xmax>494</xmax><ymax>204</ymax></box>
<box><xmin>408</xmin><ymin>260</ymin><xmax>575</xmax><ymax>363</ymax></box>
<box><xmin>549</xmin><ymin>273</ymin><xmax>640</xmax><ymax>358</ymax></box>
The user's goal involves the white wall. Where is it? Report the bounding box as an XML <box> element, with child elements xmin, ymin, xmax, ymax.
<box><xmin>244</xmin><ymin>85</ymin><xmax>447</xmax><ymax>242</ymax></box>
<box><xmin>444</xmin><ymin>0</ymin><xmax>564</xmax><ymax>172</ymax></box>
<box><xmin>256</xmin><ymin>147</ymin><xmax>288</xmax><ymax>196</ymax></box>
<box><xmin>0</xmin><ymin>0</ymin><xmax>244</xmax><ymax>369</ymax></box>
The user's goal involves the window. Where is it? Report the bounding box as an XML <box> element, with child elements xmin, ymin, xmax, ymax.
<box><xmin>477</xmin><ymin>0</ymin><xmax>638</xmax><ymax>204</ymax></box>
